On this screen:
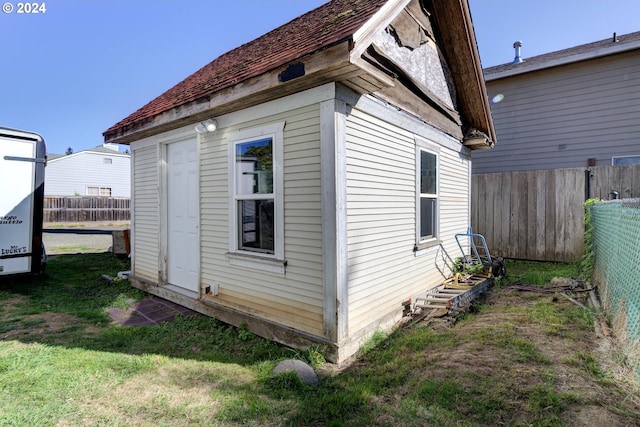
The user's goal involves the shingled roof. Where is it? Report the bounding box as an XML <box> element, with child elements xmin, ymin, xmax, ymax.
<box><xmin>105</xmin><ymin>0</ymin><xmax>495</xmax><ymax>148</ymax></box>
<box><xmin>104</xmin><ymin>0</ymin><xmax>387</xmax><ymax>139</ymax></box>
<box><xmin>484</xmin><ymin>30</ymin><xmax>640</xmax><ymax>79</ymax></box>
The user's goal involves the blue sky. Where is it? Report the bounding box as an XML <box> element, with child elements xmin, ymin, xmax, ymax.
<box><xmin>1</xmin><ymin>0</ymin><xmax>638</xmax><ymax>155</ymax></box>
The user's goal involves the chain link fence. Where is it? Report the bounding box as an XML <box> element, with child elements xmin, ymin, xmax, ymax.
<box><xmin>591</xmin><ymin>198</ymin><xmax>640</xmax><ymax>380</ymax></box>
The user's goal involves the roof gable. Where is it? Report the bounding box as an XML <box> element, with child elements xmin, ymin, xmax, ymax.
<box><xmin>47</xmin><ymin>146</ymin><xmax>129</xmax><ymax>163</ymax></box>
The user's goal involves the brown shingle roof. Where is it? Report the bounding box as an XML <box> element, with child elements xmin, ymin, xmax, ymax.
<box><xmin>484</xmin><ymin>31</ymin><xmax>640</xmax><ymax>76</ymax></box>
<box><xmin>104</xmin><ymin>0</ymin><xmax>388</xmax><ymax>136</ymax></box>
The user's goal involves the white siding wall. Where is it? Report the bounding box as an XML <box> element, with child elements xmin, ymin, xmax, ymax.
<box><xmin>130</xmin><ymin>143</ymin><xmax>159</xmax><ymax>282</ymax></box>
<box><xmin>345</xmin><ymin>107</ymin><xmax>470</xmax><ymax>336</ymax></box>
<box><xmin>473</xmin><ymin>51</ymin><xmax>640</xmax><ymax>173</ymax></box>
<box><xmin>45</xmin><ymin>151</ymin><xmax>131</xmax><ymax>197</ymax></box>
<box><xmin>199</xmin><ymin>104</ymin><xmax>324</xmax><ymax>336</ymax></box>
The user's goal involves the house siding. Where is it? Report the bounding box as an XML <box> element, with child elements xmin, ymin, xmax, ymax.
<box><xmin>473</xmin><ymin>50</ymin><xmax>640</xmax><ymax>173</ymax></box>
<box><xmin>130</xmin><ymin>143</ymin><xmax>160</xmax><ymax>282</ymax></box>
<box><xmin>199</xmin><ymin>103</ymin><xmax>324</xmax><ymax>336</ymax></box>
<box><xmin>45</xmin><ymin>151</ymin><xmax>131</xmax><ymax>197</ymax></box>
<box><xmin>345</xmin><ymin>106</ymin><xmax>470</xmax><ymax>336</ymax></box>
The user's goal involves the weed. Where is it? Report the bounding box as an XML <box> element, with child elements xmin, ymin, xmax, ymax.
<box><xmin>358</xmin><ymin>330</ymin><xmax>388</xmax><ymax>355</ymax></box>
<box><xmin>580</xmin><ymin>198</ymin><xmax>599</xmax><ymax>278</ymax></box>
<box><xmin>237</xmin><ymin>322</ymin><xmax>255</xmax><ymax>341</ymax></box>
<box><xmin>305</xmin><ymin>346</ymin><xmax>326</xmax><ymax>367</ymax></box>
<box><xmin>454</xmin><ymin>256</ymin><xmax>486</xmax><ymax>275</ymax></box>
<box><xmin>565</xmin><ymin>352</ymin><xmax>605</xmax><ymax>378</ymax></box>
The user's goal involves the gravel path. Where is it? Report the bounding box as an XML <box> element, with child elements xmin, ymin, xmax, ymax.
<box><xmin>43</xmin><ymin>222</ymin><xmax>129</xmax><ymax>255</ymax></box>
<box><xmin>43</xmin><ymin>233</ymin><xmax>113</xmax><ymax>254</ymax></box>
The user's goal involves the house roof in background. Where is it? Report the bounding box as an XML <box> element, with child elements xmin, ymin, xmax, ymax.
<box><xmin>484</xmin><ymin>30</ymin><xmax>640</xmax><ymax>80</ymax></box>
<box><xmin>47</xmin><ymin>145</ymin><xmax>129</xmax><ymax>162</ymax></box>
<box><xmin>104</xmin><ymin>0</ymin><xmax>387</xmax><ymax>138</ymax></box>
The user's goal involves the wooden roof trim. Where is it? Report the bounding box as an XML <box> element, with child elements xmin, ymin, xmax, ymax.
<box><xmin>485</xmin><ymin>38</ymin><xmax>640</xmax><ymax>81</ymax></box>
<box><xmin>350</xmin><ymin>0</ymin><xmax>411</xmax><ymax>63</ymax></box>
<box><xmin>104</xmin><ymin>42</ymin><xmax>354</xmax><ymax>144</ymax></box>
<box><xmin>431</xmin><ymin>0</ymin><xmax>496</xmax><ymax>147</ymax></box>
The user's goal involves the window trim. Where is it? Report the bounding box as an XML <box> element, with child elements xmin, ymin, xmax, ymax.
<box><xmin>612</xmin><ymin>155</ymin><xmax>640</xmax><ymax>166</ymax></box>
<box><xmin>415</xmin><ymin>137</ymin><xmax>440</xmax><ymax>252</ymax></box>
<box><xmin>86</xmin><ymin>186</ymin><xmax>112</xmax><ymax>197</ymax></box>
<box><xmin>228</xmin><ymin>121</ymin><xmax>285</xmax><ymax>266</ymax></box>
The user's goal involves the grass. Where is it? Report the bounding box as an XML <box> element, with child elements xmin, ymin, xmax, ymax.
<box><xmin>51</xmin><ymin>245</ymin><xmax>99</xmax><ymax>253</ymax></box>
<box><xmin>505</xmin><ymin>259</ymin><xmax>583</xmax><ymax>284</ymax></box>
<box><xmin>1</xmin><ymin>255</ymin><xmax>639</xmax><ymax>426</ymax></box>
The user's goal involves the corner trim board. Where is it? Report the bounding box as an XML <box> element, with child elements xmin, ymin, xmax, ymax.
<box><xmin>320</xmin><ymin>97</ymin><xmax>348</xmax><ymax>342</ymax></box>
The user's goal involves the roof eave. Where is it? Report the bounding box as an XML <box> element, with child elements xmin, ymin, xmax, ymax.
<box><xmin>485</xmin><ymin>39</ymin><xmax>640</xmax><ymax>81</ymax></box>
<box><xmin>104</xmin><ymin>40</ymin><xmax>357</xmax><ymax>145</ymax></box>
<box><xmin>431</xmin><ymin>0</ymin><xmax>496</xmax><ymax>148</ymax></box>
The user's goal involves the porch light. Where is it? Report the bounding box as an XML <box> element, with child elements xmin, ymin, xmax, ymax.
<box><xmin>195</xmin><ymin>119</ymin><xmax>217</xmax><ymax>134</ymax></box>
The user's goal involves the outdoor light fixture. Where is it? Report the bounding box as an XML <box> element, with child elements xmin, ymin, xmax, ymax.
<box><xmin>195</xmin><ymin>119</ymin><xmax>217</xmax><ymax>134</ymax></box>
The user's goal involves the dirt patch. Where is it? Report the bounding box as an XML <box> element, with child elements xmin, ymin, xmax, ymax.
<box><xmin>408</xmin><ymin>286</ymin><xmax>640</xmax><ymax>425</ymax></box>
<box><xmin>0</xmin><ymin>295</ymin><xmax>101</xmax><ymax>343</ymax></box>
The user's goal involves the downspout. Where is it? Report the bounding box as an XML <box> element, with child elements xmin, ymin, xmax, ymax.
<box><xmin>584</xmin><ymin>169</ymin><xmax>591</xmax><ymax>200</ymax></box>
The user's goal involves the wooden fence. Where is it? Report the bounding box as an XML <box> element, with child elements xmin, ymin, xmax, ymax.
<box><xmin>44</xmin><ymin>196</ymin><xmax>130</xmax><ymax>223</ymax></box>
<box><xmin>471</xmin><ymin>164</ymin><xmax>640</xmax><ymax>262</ymax></box>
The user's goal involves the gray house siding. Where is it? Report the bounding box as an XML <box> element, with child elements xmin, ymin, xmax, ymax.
<box><xmin>473</xmin><ymin>49</ymin><xmax>640</xmax><ymax>174</ymax></box>
<box><xmin>45</xmin><ymin>151</ymin><xmax>131</xmax><ymax>197</ymax></box>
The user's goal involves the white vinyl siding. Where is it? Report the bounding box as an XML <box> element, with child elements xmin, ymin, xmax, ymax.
<box><xmin>345</xmin><ymin>107</ymin><xmax>470</xmax><ymax>336</ymax></box>
<box><xmin>474</xmin><ymin>51</ymin><xmax>640</xmax><ymax>173</ymax></box>
<box><xmin>199</xmin><ymin>103</ymin><xmax>324</xmax><ymax>335</ymax></box>
<box><xmin>131</xmin><ymin>143</ymin><xmax>159</xmax><ymax>282</ymax></box>
<box><xmin>45</xmin><ymin>151</ymin><xmax>130</xmax><ymax>197</ymax></box>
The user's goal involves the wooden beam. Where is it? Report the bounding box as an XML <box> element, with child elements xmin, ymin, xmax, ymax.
<box><xmin>375</xmin><ymin>83</ymin><xmax>464</xmax><ymax>140</ymax></box>
<box><xmin>366</xmin><ymin>44</ymin><xmax>461</xmax><ymax>124</ymax></box>
<box><xmin>430</xmin><ymin>0</ymin><xmax>496</xmax><ymax>145</ymax></box>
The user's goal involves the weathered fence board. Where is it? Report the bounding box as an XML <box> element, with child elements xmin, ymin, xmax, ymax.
<box><xmin>44</xmin><ymin>196</ymin><xmax>130</xmax><ymax>222</ymax></box>
<box><xmin>471</xmin><ymin>164</ymin><xmax>640</xmax><ymax>262</ymax></box>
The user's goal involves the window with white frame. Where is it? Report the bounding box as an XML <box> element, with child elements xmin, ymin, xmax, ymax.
<box><xmin>229</xmin><ymin>122</ymin><xmax>284</xmax><ymax>259</ymax></box>
<box><xmin>417</xmin><ymin>145</ymin><xmax>438</xmax><ymax>244</ymax></box>
<box><xmin>87</xmin><ymin>186</ymin><xmax>112</xmax><ymax>196</ymax></box>
<box><xmin>612</xmin><ymin>155</ymin><xmax>640</xmax><ymax>165</ymax></box>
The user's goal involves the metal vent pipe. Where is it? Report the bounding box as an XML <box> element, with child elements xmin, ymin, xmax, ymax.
<box><xmin>513</xmin><ymin>41</ymin><xmax>524</xmax><ymax>63</ymax></box>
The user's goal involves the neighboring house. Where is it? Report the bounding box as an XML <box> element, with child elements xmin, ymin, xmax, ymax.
<box><xmin>470</xmin><ymin>32</ymin><xmax>640</xmax><ymax>263</ymax></box>
<box><xmin>473</xmin><ymin>31</ymin><xmax>640</xmax><ymax>174</ymax></box>
<box><xmin>45</xmin><ymin>144</ymin><xmax>131</xmax><ymax>197</ymax></box>
<box><xmin>103</xmin><ymin>0</ymin><xmax>495</xmax><ymax>362</ymax></box>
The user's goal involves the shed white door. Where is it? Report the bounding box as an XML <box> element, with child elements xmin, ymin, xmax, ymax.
<box><xmin>167</xmin><ymin>139</ymin><xmax>199</xmax><ymax>293</ymax></box>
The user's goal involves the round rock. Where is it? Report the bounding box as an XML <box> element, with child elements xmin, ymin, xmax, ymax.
<box><xmin>272</xmin><ymin>359</ymin><xmax>319</xmax><ymax>386</ymax></box>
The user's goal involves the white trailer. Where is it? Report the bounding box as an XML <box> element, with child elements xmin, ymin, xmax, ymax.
<box><xmin>0</xmin><ymin>127</ymin><xmax>47</xmax><ymax>276</ymax></box>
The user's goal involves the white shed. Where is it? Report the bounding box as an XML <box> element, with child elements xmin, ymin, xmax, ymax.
<box><xmin>104</xmin><ymin>0</ymin><xmax>495</xmax><ymax>362</ymax></box>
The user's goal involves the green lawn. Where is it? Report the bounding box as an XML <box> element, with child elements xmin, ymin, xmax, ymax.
<box><xmin>1</xmin><ymin>254</ymin><xmax>638</xmax><ymax>426</ymax></box>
